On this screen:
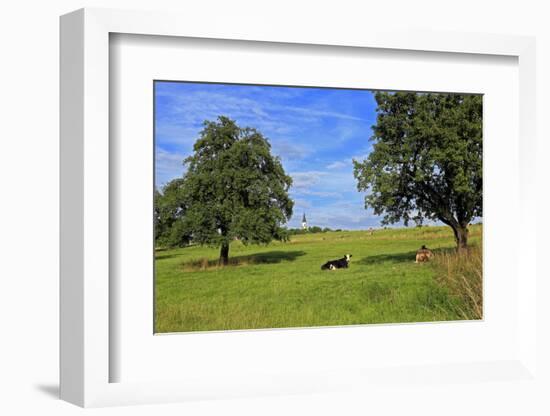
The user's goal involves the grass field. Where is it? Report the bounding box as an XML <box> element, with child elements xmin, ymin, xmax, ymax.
<box><xmin>155</xmin><ymin>224</ymin><xmax>482</xmax><ymax>333</ymax></box>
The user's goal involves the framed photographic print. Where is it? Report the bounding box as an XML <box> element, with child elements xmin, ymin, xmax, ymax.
<box><xmin>152</xmin><ymin>80</ymin><xmax>483</xmax><ymax>334</ymax></box>
<box><xmin>60</xmin><ymin>8</ymin><xmax>538</xmax><ymax>408</ymax></box>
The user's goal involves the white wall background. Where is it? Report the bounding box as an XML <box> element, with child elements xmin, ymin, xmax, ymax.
<box><xmin>1</xmin><ymin>1</ymin><xmax>548</xmax><ymax>415</ymax></box>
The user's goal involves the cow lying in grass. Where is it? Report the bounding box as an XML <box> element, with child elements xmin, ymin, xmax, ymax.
<box><xmin>415</xmin><ymin>245</ymin><xmax>434</xmax><ymax>263</ymax></box>
<box><xmin>321</xmin><ymin>254</ymin><xmax>352</xmax><ymax>270</ymax></box>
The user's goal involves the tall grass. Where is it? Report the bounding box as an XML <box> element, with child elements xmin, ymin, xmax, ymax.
<box><xmin>432</xmin><ymin>243</ymin><xmax>483</xmax><ymax>320</ymax></box>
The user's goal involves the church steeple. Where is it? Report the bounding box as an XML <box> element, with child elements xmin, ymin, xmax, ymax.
<box><xmin>301</xmin><ymin>212</ymin><xmax>308</xmax><ymax>229</ymax></box>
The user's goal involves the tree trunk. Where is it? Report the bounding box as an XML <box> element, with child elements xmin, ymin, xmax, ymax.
<box><xmin>452</xmin><ymin>225</ymin><xmax>469</xmax><ymax>252</ymax></box>
<box><xmin>219</xmin><ymin>242</ymin><xmax>229</xmax><ymax>266</ymax></box>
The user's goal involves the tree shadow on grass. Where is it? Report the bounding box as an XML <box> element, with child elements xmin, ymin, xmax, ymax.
<box><xmin>181</xmin><ymin>250</ymin><xmax>306</xmax><ymax>271</ymax></box>
<box><xmin>358</xmin><ymin>250</ymin><xmax>419</xmax><ymax>265</ymax></box>
<box><xmin>155</xmin><ymin>251</ymin><xmax>185</xmax><ymax>261</ymax></box>
<box><xmin>358</xmin><ymin>248</ymin><xmax>449</xmax><ymax>266</ymax></box>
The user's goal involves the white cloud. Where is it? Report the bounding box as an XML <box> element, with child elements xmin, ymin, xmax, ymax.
<box><xmin>292</xmin><ymin>189</ymin><xmax>342</xmax><ymax>198</ymax></box>
<box><xmin>279</xmin><ymin>105</ymin><xmax>366</xmax><ymax>122</ymax></box>
<box><xmin>157</xmin><ymin>89</ymin><xmax>293</xmax><ymax>137</ymax></box>
<box><xmin>326</xmin><ymin>160</ymin><xmax>348</xmax><ymax>170</ymax></box>
<box><xmin>271</xmin><ymin>140</ymin><xmax>310</xmax><ymax>161</ymax></box>
<box><xmin>155</xmin><ymin>124</ymin><xmax>200</xmax><ymax>148</ymax></box>
<box><xmin>155</xmin><ymin>148</ymin><xmax>186</xmax><ymax>187</ymax></box>
<box><xmin>293</xmin><ymin>198</ymin><xmax>312</xmax><ymax>209</ymax></box>
<box><xmin>289</xmin><ymin>171</ymin><xmax>327</xmax><ymax>189</ymax></box>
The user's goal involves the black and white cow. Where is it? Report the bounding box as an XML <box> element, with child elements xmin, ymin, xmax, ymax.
<box><xmin>321</xmin><ymin>254</ymin><xmax>352</xmax><ymax>270</ymax></box>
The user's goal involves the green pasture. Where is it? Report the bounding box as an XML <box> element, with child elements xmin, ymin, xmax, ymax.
<box><xmin>155</xmin><ymin>224</ymin><xmax>482</xmax><ymax>333</ymax></box>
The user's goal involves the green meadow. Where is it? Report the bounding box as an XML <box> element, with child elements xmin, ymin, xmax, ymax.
<box><xmin>155</xmin><ymin>224</ymin><xmax>482</xmax><ymax>333</ymax></box>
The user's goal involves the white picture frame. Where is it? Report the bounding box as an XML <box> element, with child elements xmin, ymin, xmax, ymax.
<box><xmin>60</xmin><ymin>7</ymin><xmax>538</xmax><ymax>408</ymax></box>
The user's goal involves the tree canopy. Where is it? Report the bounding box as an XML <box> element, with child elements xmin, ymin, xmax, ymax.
<box><xmin>155</xmin><ymin>116</ymin><xmax>294</xmax><ymax>264</ymax></box>
<box><xmin>154</xmin><ymin>179</ymin><xmax>191</xmax><ymax>248</ymax></box>
<box><xmin>353</xmin><ymin>92</ymin><xmax>482</xmax><ymax>249</ymax></box>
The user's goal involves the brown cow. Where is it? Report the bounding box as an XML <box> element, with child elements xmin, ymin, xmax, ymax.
<box><xmin>415</xmin><ymin>245</ymin><xmax>434</xmax><ymax>263</ymax></box>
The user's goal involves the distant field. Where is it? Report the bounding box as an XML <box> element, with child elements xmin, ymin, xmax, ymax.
<box><xmin>155</xmin><ymin>224</ymin><xmax>482</xmax><ymax>333</ymax></box>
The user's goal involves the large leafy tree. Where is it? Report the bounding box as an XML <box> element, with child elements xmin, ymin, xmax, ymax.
<box><xmin>170</xmin><ymin>116</ymin><xmax>293</xmax><ymax>265</ymax></box>
<box><xmin>353</xmin><ymin>92</ymin><xmax>482</xmax><ymax>250</ymax></box>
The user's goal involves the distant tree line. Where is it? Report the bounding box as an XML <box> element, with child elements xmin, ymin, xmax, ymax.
<box><xmin>286</xmin><ymin>226</ymin><xmax>342</xmax><ymax>235</ymax></box>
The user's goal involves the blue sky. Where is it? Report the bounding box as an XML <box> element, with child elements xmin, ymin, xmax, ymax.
<box><xmin>155</xmin><ymin>81</ymin><xmax>383</xmax><ymax>230</ymax></box>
